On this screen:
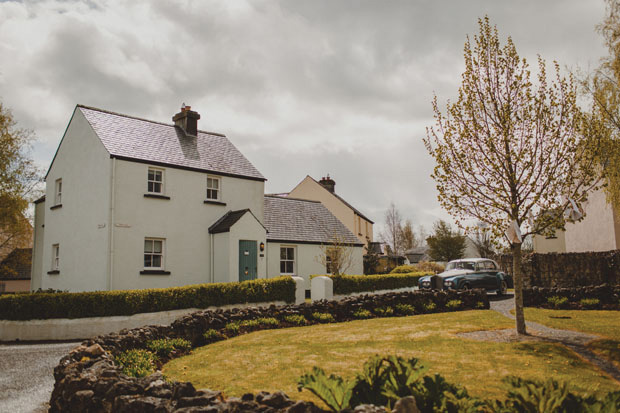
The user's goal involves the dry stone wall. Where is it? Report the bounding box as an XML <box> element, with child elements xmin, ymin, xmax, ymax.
<box><xmin>497</xmin><ymin>250</ymin><xmax>620</xmax><ymax>288</ymax></box>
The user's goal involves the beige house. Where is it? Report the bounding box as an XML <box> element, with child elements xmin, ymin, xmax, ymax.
<box><xmin>287</xmin><ymin>175</ymin><xmax>374</xmax><ymax>247</ymax></box>
<box><xmin>533</xmin><ymin>189</ymin><xmax>620</xmax><ymax>253</ymax></box>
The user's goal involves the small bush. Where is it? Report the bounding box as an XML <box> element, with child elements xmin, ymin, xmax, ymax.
<box><xmin>203</xmin><ymin>329</ymin><xmax>224</xmax><ymax>343</ymax></box>
<box><xmin>390</xmin><ymin>262</ymin><xmax>444</xmax><ymax>274</ymax></box>
<box><xmin>239</xmin><ymin>317</ymin><xmax>280</xmax><ymax>329</ymax></box>
<box><xmin>446</xmin><ymin>300</ymin><xmax>462</xmax><ymax>310</ymax></box>
<box><xmin>373</xmin><ymin>306</ymin><xmax>394</xmax><ymax>316</ymax></box>
<box><xmin>312</xmin><ymin>312</ymin><xmax>336</xmax><ymax>323</ymax></box>
<box><xmin>114</xmin><ymin>349</ymin><xmax>157</xmax><ymax>378</ymax></box>
<box><xmin>224</xmin><ymin>322</ymin><xmax>241</xmax><ymax>335</ymax></box>
<box><xmin>146</xmin><ymin>338</ymin><xmax>191</xmax><ymax>359</ymax></box>
<box><xmin>394</xmin><ymin>303</ymin><xmax>415</xmax><ymax>315</ymax></box>
<box><xmin>422</xmin><ymin>302</ymin><xmax>437</xmax><ymax>312</ymax></box>
<box><xmin>547</xmin><ymin>296</ymin><xmax>569</xmax><ymax>309</ymax></box>
<box><xmin>476</xmin><ymin>301</ymin><xmax>486</xmax><ymax>309</ymax></box>
<box><xmin>579</xmin><ymin>298</ymin><xmax>600</xmax><ymax>309</ymax></box>
<box><xmin>390</xmin><ymin>265</ymin><xmax>418</xmax><ymax>274</ymax></box>
<box><xmin>284</xmin><ymin>314</ymin><xmax>307</xmax><ymax>326</ymax></box>
<box><xmin>353</xmin><ymin>309</ymin><xmax>372</xmax><ymax>319</ymax></box>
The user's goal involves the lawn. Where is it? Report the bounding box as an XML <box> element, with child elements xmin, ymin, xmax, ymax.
<box><xmin>522</xmin><ymin>308</ymin><xmax>620</xmax><ymax>370</ymax></box>
<box><xmin>163</xmin><ymin>310</ymin><xmax>620</xmax><ymax>405</ymax></box>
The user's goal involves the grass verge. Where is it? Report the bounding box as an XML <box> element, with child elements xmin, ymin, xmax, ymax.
<box><xmin>163</xmin><ymin>310</ymin><xmax>620</xmax><ymax>405</ymax></box>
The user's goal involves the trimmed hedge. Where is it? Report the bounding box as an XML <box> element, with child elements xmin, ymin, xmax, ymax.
<box><xmin>313</xmin><ymin>272</ymin><xmax>431</xmax><ymax>295</ymax></box>
<box><xmin>0</xmin><ymin>277</ymin><xmax>296</xmax><ymax>321</ymax></box>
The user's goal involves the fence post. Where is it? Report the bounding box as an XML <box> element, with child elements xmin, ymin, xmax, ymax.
<box><xmin>311</xmin><ymin>276</ymin><xmax>333</xmax><ymax>301</ymax></box>
<box><xmin>291</xmin><ymin>276</ymin><xmax>305</xmax><ymax>305</ymax></box>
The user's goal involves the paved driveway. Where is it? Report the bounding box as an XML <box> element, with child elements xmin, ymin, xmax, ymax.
<box><xmin>0</xmin><ymin>341</ymin><xmax>80</xmax><ymax>413</ymax></box>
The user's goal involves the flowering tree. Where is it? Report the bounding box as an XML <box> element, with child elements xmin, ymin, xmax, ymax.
<box><xmin>424</xmin><ymin>17</ymin><xmax>600</xmax><ymax>334</ymax></box>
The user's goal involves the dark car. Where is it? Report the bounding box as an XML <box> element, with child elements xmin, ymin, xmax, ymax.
<box><xmin>418</xmin><ymin>258</ymin><xmax>512</xmax><ymax>295</ymax></box>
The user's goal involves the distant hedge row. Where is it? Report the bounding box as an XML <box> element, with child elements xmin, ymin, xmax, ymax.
<box><xmin>314</xmin><ymin>272</ymin><xmax>431</xmax><ymax>295</ymax></box>
<box><xmin>0</xmin><ymin>277</ymin><xmax>296</xmax><ymax>321</ymax></box>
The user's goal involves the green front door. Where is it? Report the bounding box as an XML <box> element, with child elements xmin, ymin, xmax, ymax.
<box><xmin>239</xmin><ymin>240</ymin><xmax>257</xmax><ymax>282</ymax></box>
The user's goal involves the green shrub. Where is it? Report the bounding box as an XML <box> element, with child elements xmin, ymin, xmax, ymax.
<box><xmin>317</xmin><ymin>273</ymin><xmax>431</xmax><ymax>295</ymax></box>
<box><xmin>446</xmin><ymin>300</ymin><xmax>462</xmax><ymax>310</ymax></box>
<box><xmin>422</xmin><ymin>302</ymin><xmax>436</xmax><ymax>313</ymax></box>
<box><xmin>224</xmin><ymin>322</ymin><xmax>241</xmax><ymax>335</ymax></box>
<box><xmin>353</xmin><ymin>309</ymin><xmax>372</xmax><ymax>319</ymax></box>
<box><xmin>146</xmin><ymin>338</ymin><xmax>191</xmax><ymax>358</ymax></box>
<box><xmin>390</xmin><ymin>265</ymin><xmax>418</xmax><ymax>274</ymax></box>
<box><xmin>239</xmin><ymin>317</ymin><xmax>280</xmax><ymax>329</ymax></box>
<box><xmin>312</xmin><ymin>312</ymin><xmax>336</xmax><ymax>323</ymax></box>
<box><xmin>394</xmin><ymin>303</ymin><xmax>415</xmax><ymax>315</ymax></box>
<box><xmin>547</xmin><ymin>296</ymin><xmax>569</xmax><ymax>309</ymax></box>
<box><xmin>114</xmin><ymin>349</ymin><xmax>157</xmax><ymax>378</ymax></box>
<box><xmin>203</xmin><ymin>329</ymin><xmax>224</xmax><ymax>343</ymax></box>
<box><xmin>373</xmin><ymin>306</ymin><xmax>394</xmax><ymax>316</ymax></box>
<box><xmin>0</xmin><ymin>277</ymin><xmax>296</xmax><ymax>320</ymax></box>
<box><xmin>390</xmin><ymin>262</ymin><xmax>444</xmax><ymax>274</ymax></box>
<box><xmin>284</xmin><ymin>314</ymin><xmax>307</xmax><ymax>326</ymax></box>
<box><xmin>579</xmin><ymin>298</ymin><xmax>600</xmax><ymax>309</ymax></box>
<box><xmin>476</xmin><ymin>301</ymin><xmax>486</xmax><ymax>309</ymax></box>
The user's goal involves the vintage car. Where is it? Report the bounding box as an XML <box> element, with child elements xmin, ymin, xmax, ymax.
<box><xmin>418</xmin><ymin>258</ymin><xmax>512</xmax><ymax>295</ymax></box>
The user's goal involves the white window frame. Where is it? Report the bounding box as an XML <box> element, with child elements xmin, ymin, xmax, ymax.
<box><xmin>52</xmin><ymin>244</ymin><xmax>60</xmax><ymax>271</ymax></box>
<box><xmin>55</xmin><ymin>178</ymin><xmax>62</xmax><ymax>205</ymax></box>
<box><xmin>206</xmin><ymin>176</ymin><xmax>221</xmax><ymax>201</ymax></box>
<box><xmin>147</xmin><ymin>168</ymin><xmax>164</xmax><ymax>195</ymax></box>
<box><xmin>280</xmin><ymin>246</ymin><xmax>296</xmax><ymax>275</ymax></box>
<box><xmin>144</xmin><ymin>238</ymin><xmax>165</xmax><ymax>270</ymax></box>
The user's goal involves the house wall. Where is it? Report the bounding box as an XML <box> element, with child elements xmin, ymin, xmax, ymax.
<box><xmin>266</xmin><ymin>241</ymin><xmax>364</xmax><ymax>289</ymax></box>
<box><xmin>288</xmin><ymin>177</ymin><xmax>373</xmax><ymax>245</ymax></box>
<box><xmin>212</xmin><ymin>232</ymin><xmax>229</xmax><ymax>283</ymax></box>
<box><xmin>0</xmin><ymin>279</ymin><xmax>30</xmax><ymax>292</ymax></box>
<box><xmin>40</xmin><ymin>109</ymin><xmax>112</xmax><ymax>292</ymax></box>
<box><xmin>227</xmin><ymin>213</ymin><xmax>267</xmax><ymax>283</ymax></box>
<box><xmin>564</xmin><ymin>189</ymin><xmax>619</xmax><ymax>252</ymax></box>
<box><xmin>533</xmin><ymin>231</ymin><xmax>567</xmax><ymax>254</ymax></box>
<box><xmin>30</xmin><ymin>200</ymin><xmax>46</xmax><ymax>291</ymax></box>
<box><xmin>110</xmin><ymin>159</ymin><xmax>265</xmax><ymax>291</ymax></box>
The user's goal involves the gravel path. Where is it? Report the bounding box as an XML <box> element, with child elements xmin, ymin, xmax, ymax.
<box><xmin>487</xmin><ymin>296</ymin><xmax>620</xmax><ymax>383</ymax></box>
<box><xmin>0</xmin><ymin>341</ymin><xmax>80</xmax><ymax>413</ymax></box>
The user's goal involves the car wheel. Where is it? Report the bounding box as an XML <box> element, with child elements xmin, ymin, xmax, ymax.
<box><xmin>462</xmin><ymin>283</ymin><xmax>470</xmax><ymax>291</ymax></box>
<box><xmin>497</xmin><ymin>280</ymin><xmax>507</xmax><ymax>296</ymax></box>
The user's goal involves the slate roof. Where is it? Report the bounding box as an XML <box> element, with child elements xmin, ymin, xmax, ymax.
<box><xmin>264</xmin><ymin>195</ymin><xmax>362</xmax><ymax>245</ymax></box>
<box><xmin>77</xmin><ymin>105</ymin><xmax>265</xmax><ymax>181</ymax></box>
<box><xmin>0</xmin><ymin>248</ymin><xmax>32</xmax><ymax>280</ymax></box>
<box><xmin>209</xmin><ymin>209</ymin><xmax>250</xmax><ymax>234</ymax></box>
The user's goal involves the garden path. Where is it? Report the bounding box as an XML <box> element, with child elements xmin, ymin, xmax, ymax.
<box><xmin>486</xmin><ymin>295</ymin><xmax>620</xmax><ymax>383</ymax></box>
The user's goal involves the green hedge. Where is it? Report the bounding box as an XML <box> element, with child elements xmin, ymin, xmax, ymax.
<box><xmin>313</xmin><ymin>272</ymin><xmax>431</xmax><ymax>295</ymax></box>
<box><xmin>0</xmin><ymin>277</ymin><xmax>296</xmax><ymax>321</ymax></box>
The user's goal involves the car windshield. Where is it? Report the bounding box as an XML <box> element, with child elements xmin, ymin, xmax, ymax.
<box><xmin>446</xmin><ymin>261</ymin><xmax>475</xmax><ymax>271</ymax></box>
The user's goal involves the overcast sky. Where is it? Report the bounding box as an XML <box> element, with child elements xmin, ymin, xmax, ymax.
<box><xmin>0</xmin><ymin>0</ymin><xmax>609</xmax><ymax>236</ymax></box>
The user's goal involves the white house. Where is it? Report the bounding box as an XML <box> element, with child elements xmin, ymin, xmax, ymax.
<box><xmin>31</xmin><ymin>105</ymin><xmax>363</xmax><ymax>292</ymax></box>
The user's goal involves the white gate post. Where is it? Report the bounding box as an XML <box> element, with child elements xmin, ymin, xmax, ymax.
<box><xmin>291</xmin><ymin>276</ymin><xmax>305</xmax><ymax>305</ymax></box>
<box><xmin>311</xmin><ymin>276</ymin><xmax>333</xmax><ymax>301</ymax></box>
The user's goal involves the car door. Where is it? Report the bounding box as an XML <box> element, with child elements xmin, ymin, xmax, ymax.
<box><xmin>483</xmin><ymin>260</ymin><xmax>499</xmax><ymax>289</ymax></box>
<box><xmin>472</xmin><ymin>262</ymin><xmax>489</xmax><ymax>289</ymax></box>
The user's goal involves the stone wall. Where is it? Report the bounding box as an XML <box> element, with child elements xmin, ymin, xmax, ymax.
<box><xmin>50</xmin><ymin>289</ymin><xmax>488</xmax><ymax>412</ymax></box>
<box><xmin>497</xmin><ymin>250</ymin><xmax>620</xmax><ymax>288</ymax></box>
<box><xmin>523</xmin><ymin>285</ymin><xmax>620</xmax><ymax>309</ymax></box>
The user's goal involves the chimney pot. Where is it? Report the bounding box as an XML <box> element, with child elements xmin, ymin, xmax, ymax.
<box><xmin>173</xmin><ymin>105</ymin><xmax>200</xmax><ymax>137</ymax></box>
<box><xmin>319</xmin><ymin>175</ymin><xmax>336</xmax><ymax>193</ymax></box>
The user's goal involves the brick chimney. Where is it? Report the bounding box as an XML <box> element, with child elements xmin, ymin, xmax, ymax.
<box><xmin>319</xmin><ymin>174</ymin><xmax>336</xmax><ymax>193</ymax></box>
<box><xmin>172</xmin><ymin>104</ymin><xmax>201</xmax><ymax>137</ymax></box>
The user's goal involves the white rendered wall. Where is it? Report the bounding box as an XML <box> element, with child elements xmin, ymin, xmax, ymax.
<box><xmin>30</xmin><ymin>200</ymin><xmax>46</xmax><ymax>291</ymax></box>
<box><xmin>40</xmin><ymin>109</ymin><xmax>112</xmax><ymax>292</ymax></box>
<box><xmin>110</xmin><ymin>159</ymin><xmax>265</xmax><ymax>290</ymax></box>
<box><xmin>212</xmin><ymin>232</ymin><xmax>229</xmax><ymax>283</ymax></box>
<box><xmin>564</xmin><ymin>189</ymin><xmax>620</xmax><ymax>252</ymax></box>
<box><xmin>227</xmin><ymin>213</ymin><xmax>267</xmax><ymax>282</ymax></box>
<box><xmin>267</xmin><ymin>241</ymin><xmax>364</xmax><ymax>289</ymax></box>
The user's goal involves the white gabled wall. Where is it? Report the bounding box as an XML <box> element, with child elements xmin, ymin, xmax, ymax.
<box><xmin>110</xmin><ymin>159</ymin><xmax>265</xmax><ymax>290</ymax></box>
<box><xmin>212</xmin><ymin>232</ymin><xmax>229</xmax><ymax>283</ymax></box>
<box><xmin>267</xmin><ymin>241</ymin><xmax>364</xmax><ymax>289</ymax></box>
<box><xmin>40</xmin><ymin>109</ymin><xmax>112</xmax><ymax>292</ymax></box>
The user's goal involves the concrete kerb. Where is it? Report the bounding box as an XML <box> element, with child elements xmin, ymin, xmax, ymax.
<box><xmin>0</xmin><ymin>301</ymin><xmax>286</xmax><ymax>342</ymax></box>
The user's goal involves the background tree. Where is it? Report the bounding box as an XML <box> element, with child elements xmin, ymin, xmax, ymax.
<box><xmin>380</xmin><ymin>202</ymin><xmax>403</xmax><ymax>255</ymax></box>
<box><xmin>424</xmin><ymin>17</ymin><xmax>600</xmax><ymax>334</ymax></box>
<box><xmin>363</xmin><ymin>239</ymin><xmax>380</xmax><ymax>274</ymax></box>
<box><xmin>315</xmin><ymin>233</ymin><xmax>355</xmax><ymax>275</ymax></box>
<box><xmin>582</xmin><ymin>0</ymin><xmax>620</xmax><ymax>209</ymax></box>
<box><xmin>0</xmin><ymin>102</ymin><xmax>40</xmax><ymax>260</ymax></box>
<box><xmin>399</xmin><ymin>219</ymin><xmax>418</xmax><ymax>251</ymax></box>
<box><xmin>425</xmin><ymin>220</ymin><xmax>466</xmax><ymax>262</ymax></box>
<box><xmin>467</xmin><ymin>223</ymin><xmax>496</xmax><ymax>258</ymax></box>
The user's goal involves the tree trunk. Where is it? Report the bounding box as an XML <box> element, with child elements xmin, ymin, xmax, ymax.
<box><xmin>512</xmin><ymin>242</ymin><xmax>527</xmax><ymax>334</ymax></box>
